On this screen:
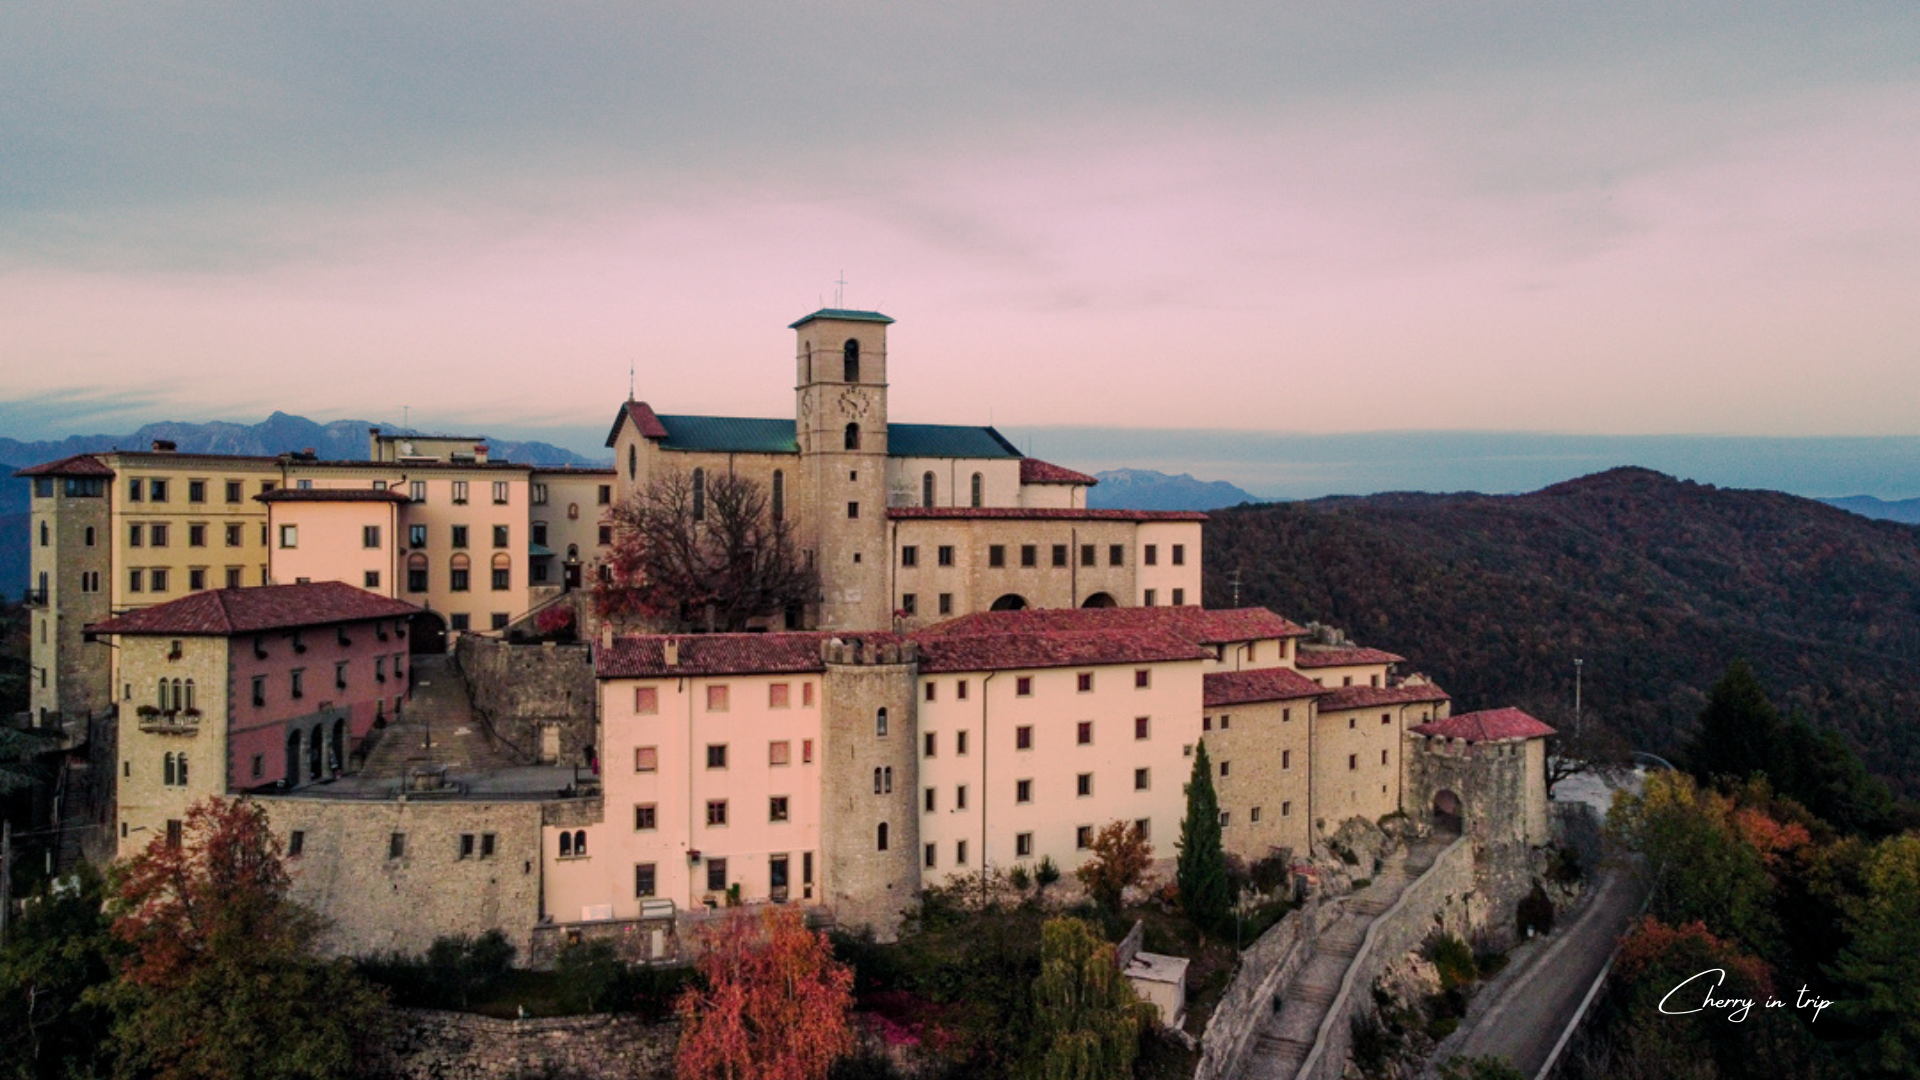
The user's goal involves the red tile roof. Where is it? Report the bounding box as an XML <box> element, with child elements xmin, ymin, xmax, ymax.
<box><xmin>889</xmin><ymin>507</ymin><xmax>1205</xmax><ymax>522</ymax></box>
<box><xmin>87</xmin><ymin>582</ymin><xmax>419</xmax><ymax>637</ymax></box>
<box><xmin>257</xmin><ymin>489</ymin><xmax>413</xmax><ymax>503</ymax></box>
<box><xmin>1203</xmin><ymin>668</ymin><xmax>1326</xmax><ymax>707</ymax></box>
<box><xmin>13</xmin><ymin>454</ymin><xmax>115</xmax><ymax>478</ymax></box>
<box><xmin>917</xmin><ymin>629</ymin><xmax>1210</xmax><ymax>674</ymax></box>
<box><xmin>1412</xmin><ymin>707</ymin><xmax>1556</xmax><ymax>742</ymax></box>
<box><xmin>1020</xmin><ymin>458</ymin><xmax>1098</xmax><ymax>486</ymax></box>
<box><xmin>596</xmin><ymin>632</ymin><xmax>856</xmax><ymax>678</ymax></box>
<box><xmin>1294</xmin><ymin>646</ymin><xmax>1405</xmax><ymax>669</ymax></box>
<box><xmin>1315</xmin><ymin>682</ymin><xmax>1452</xmax><ymax>711</ymax></box>
<box><xmin>922</xmin><ymin>606</ymin><xmax>1309</xmax><ymax>644</ymax></box>
<box><xmin>605</xmin><ymin>400</ymin><xmax>670</xmax><ymax>447</ymax></box>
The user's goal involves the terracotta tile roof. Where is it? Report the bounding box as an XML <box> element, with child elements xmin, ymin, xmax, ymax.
<box><xmin>87</xmin><ymin>582</ymin><xmax>419</xmax><ymax>637</ymax></box>
<box><xmin>916</xmin><ymin>629</ymin><xmax>1210</xmax><ymax>673</ymax></box>
<box><xmin>1315</xmin><ymin>681</ymin><xmax>1452</xmax><ymax>711</ymax></box>
<box><xmin>1413</xmin><ymin>707</ymin><xmax>1556</xmax><ymax>742</ymax></box>
<box><xmin>256</xmin><ymin>489</ymin><xmax>412</xmax><ymax>504</ymax></box>
<box><xmin>922</xmin><ymin>606</ymin><xmax>1309</xmax><ymax>645</ymax></box>
<box><xmin>596</xmin><ymin>632</ymin><xmax>908</xmax><ymax>679</ymax></box>
<box><xmin>1020</xmin><ymin>458</ymin><xmax>1098</xmax><ymax>486</ymax></box>
<box><xmin>1203</xmin><ymin>668</ymin><xmax>1326</xmax><ymax>707</ymax></box>
<box><xmin>889</xmin><ymin>507</ymin><xmax>1206</xmax><ymax>522</ymax></box>
<box><xmin>1294</xmin><ymin>646</ymin><xmax>1405</xmax><ymax>669</ymax></box>
<box><xmin>605</xmin><ymin>400</ymin><xmax>672</xmax><ymax>447</ymax></box>
<box><xmin>13</xmin><ymin>454</ymin><xmax>115</xmax><ymax>478</ymax></box>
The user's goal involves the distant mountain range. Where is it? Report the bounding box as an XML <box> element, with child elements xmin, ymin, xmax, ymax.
<box><xmin>1819</xmin><ymin>495</ymin><xmax>1920</xmax><ymax>524</ymax></box>
<box><xmin>0</xmin><ymin>412</ymin><xmax>601</xmax><ymax>591</ymax></box>
<box><xmin>1088</xmin><ymin>468</ymin><xmax>1264</xmax><ymax>511</ymax></box>
<box><xmin>1204</xmin><ymin>467</ymin><xmax>1920</xmax><ymax>798</ymax></box>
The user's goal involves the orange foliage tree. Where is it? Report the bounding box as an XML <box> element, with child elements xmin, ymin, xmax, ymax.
<box><xmin>105</xmin><ymin>797</ymin><xmax>384</xmax><ymax>1080</ymax></box>
<box><xmin>1074</xmin><ymin>821</ymin><xmax>1154</xmax><ymax>915</ymax></box>
<box><xmin>674</xmin><ymin>906</ymin><xmax>856</xmax><ymax>1080</ymax></box>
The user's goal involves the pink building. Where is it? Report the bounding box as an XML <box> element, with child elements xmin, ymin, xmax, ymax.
<box><xmin>90</xmin><ymin>582</ymin><xmax>421</xmax><ymax>809</ymax></box>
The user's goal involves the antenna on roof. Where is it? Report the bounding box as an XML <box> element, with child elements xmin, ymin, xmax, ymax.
<box><xmin>834</xmin><ymin>271</ymin><xmax>847</xmax><ymax>308</ymax></box>
<box><xmin>629</xmin><ymin>359</ymin><xmax>635</xmax><ymax>402</ymax></box>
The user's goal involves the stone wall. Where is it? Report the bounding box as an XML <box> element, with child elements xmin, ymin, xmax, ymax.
<box><xmin>371</xmin><ymin>1008</ymin><xmax>675</xmax><ymax>1080</ymax></box>
<box><xmin>1298</xmin><ymin>837</ymin><xmax>1476</xmax><ymax>1080</ymax></box>
<box><xmin>528</xmin><ymin>915</ymin><xmax>682</xmax><ymax>968</ymax></box>
<box><xmin>1553</xmin><ymin>799</ymin><xmax>1605</xmax><ymax>873</ymax></box>
<box><xmin>1193</xmin><ymin>898</ymin><xmax>1338</xmax><ymax>1080</ymax></box>
<box><xmin>256</xmin><ymin>795</ymin><xmax>552</xmax><ymax>959</ymax></box>
<box><xmin>819</xmin><ymin>640</ymin><xmax>921</xmax><ymax>939</ymax></box>
<box><xmin>457</xmin><ymin>636</ymin><xmax>598</xmax><ymax>767</ymax></box>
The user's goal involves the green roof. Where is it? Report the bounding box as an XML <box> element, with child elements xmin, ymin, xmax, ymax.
<box><xmin>528</xmin><ymin>542</ymin><xmax>557</xmax><ymax>558</ymax></box>
<box><xmin>653</xmin><ymin>415</ymin><xmax>1020</xmax><ymax>459</ymax></box>
<box><xmin>788</xmin><ymin>308</ymin><xmax>895</xmax><ymax>329</ymax></box>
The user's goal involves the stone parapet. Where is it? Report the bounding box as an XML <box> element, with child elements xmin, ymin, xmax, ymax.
<box><xmin>371</xmin><ymin>1008</ymin><xmax>676</xmax><ymax>1080</ymax></box>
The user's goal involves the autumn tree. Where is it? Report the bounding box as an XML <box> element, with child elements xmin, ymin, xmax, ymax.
<box><xmin>1831</xmin><ymin>834</ymin><xmax>1920</xmax><ymax>1079</ymax></box>
<box><xmin>0</xmin><ymin>864</ymin><xmax>121</xmax><ymax>1079</ymax></box>
<box><xmin>1176</xmin><ymin>740</ymin><xmax>1231</xmax><ymax>934</ymax></box>
<box><xmin>102</xmin><ymin>797</ymin><xmax>385</xmax><ymax>1080</ymax></box>
<box><xmin>1026</xmin><ymin>917</ymin><xmax>1150</xmax><ymax>1080</ymax></box>
<box><xmin>1607</xmin><ymin>771</ymin><xmax>1778</xmax><ymax>953</ymax></box>
<box><xmin>596</xmin><ymin>468</ymin><xmax>819</xmax><ymax>632</ymax></box>
<box><xmin>1074</xmin><ymin>821</ymin><xmax>1153</xmax><ymax>917</ymax></box>
<box><xmin>675</xmin><ymin>905</ymin><xmax>855</xmax><ymax>1080</ymax></box>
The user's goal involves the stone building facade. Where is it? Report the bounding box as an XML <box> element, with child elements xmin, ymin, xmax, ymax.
<box><xmin>18</xmin><ymin>455</ymin><xmax>116</xmax><ymax>730</ymax></box>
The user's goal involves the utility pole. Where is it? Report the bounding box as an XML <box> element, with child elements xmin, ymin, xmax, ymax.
<box><xmin>1230</xmin><ymin>567</ymin><xmax>1242</xmax><ymax>608</ymax></box>
<box><xmin>1574</xmin><ymin>658</ymin><xmax>1584</xmax><ymax>742</ymax></box>
<box><xmin>1</xmin><ymin>819</ymin><xmax>12</xmax><ymax>948</ymax></box>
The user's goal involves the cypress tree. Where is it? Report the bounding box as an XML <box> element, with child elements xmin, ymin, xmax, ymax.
<box><xmin>1177</xmin><ymin>739</ymin><xmax>1232</xmax><ymax>933</ymax></box>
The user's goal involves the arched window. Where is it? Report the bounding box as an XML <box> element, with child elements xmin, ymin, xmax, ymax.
<box><xmin>628</xmin><ymin>444</ymin><xmax>637</xmax><ymax>480</ymax></box>
<box><xmin>772</xmin><ymin>471</ymin><xmax>785</xmax><ymax>521</ymax></box>
<box><xmin>802</xmin><ymin>345</ymin><xmax>812</xmax><ymax>384</ymax></box>
<box><xmin>559</xmin><ymin>831</ymin><xmax>573</xmax><ymax>857</ymax></box>
<box><xmin>970</xmin><ymin>472</ymin><xmax>984</xmax><ymax>508</ymax></box>
<box><xmin>873</xmin><ymin>767</ymin><xmax>883</xmax><ymax>794</ymax></box>
<box><xmin>491</xmin><ymin>552</ymin><xmax>512</xmax><ymax>591</ymax></box>
<box><xmin>692</xmin><ymin>468</ymin><xmax>706</xmax><ymax>520</ymax></box>
<box><xmin>39</xmin><ymin>521</ymin><xmax>48</xmax><ymax>546</ymax></box>
<box><xmin>876</xmin><ymin>822</ymin><xmax>889</xmax><ymax>851</ymax></box>
<box><xmin>843</xmin><ymin>339</ymin><xmax>860</xmax><ymax>382</ymax></box>
<box><xmin>573</xmin><ymin>829</ymin><xmax>587</xmax><ymax>856</ymax></box>
<box><xmin>567</xmin><ymin>544</ymin><xmax>579</xmax><ymax>559</ymax></box>
<box><xmin>876</xmin><ymin>707</ymin><xmax>889</xmax><ymax>738</ymax></box>
<box><xmin>172</xmin><ymin>679</ymin><xmax>183</xmax><ymax>712</ymax></box>
<box><xmin>449</xmin><ymin>553</ymin><xmax>471</xmax><ymax>592</ymax></box>
<box><xmin>164</xmin><ymin>752</ymin><xmax>176</xmax><ymax>786</ymax></box>
<box><xmin>844</xmin><ymin>423</ymin><xmax>860</xmax><ymax>451</ymax></box>
<box><xmin>407</xmin><ymin>552</ymin><xmax>429</xmax><ymax>593</ymax></box>
<box><xmin>177</xmin><ymin>753</ymin><xmax>188</xmax><ymax>786</ymax></box>
<box><xmin>184</xmin><ymin>679</ymin><xmax>195</xmax><ymax>712</ymax></box>
<box><xmin>922</xmin><ymin>472</ymin><xmax>935</xmax><ymax>507</ymax></box>
<box><xmin>156</xmin><ymin>677</ymin><xmax>169</xmax><ymax>711</ymax></box>
<box><xmin>567</xmin><ymin>502</ymin><xmax>579</xmax><ymax>520</ymax></box>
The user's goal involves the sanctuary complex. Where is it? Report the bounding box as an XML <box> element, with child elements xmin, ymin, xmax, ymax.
<box><xmin>15</xmin><ymin>307</ymin><xmax>1554</xmax><ymax>959</ymax></box>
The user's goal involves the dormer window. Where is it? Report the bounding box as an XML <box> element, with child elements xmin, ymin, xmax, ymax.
<box><xmin>843</xmin><ymin>338</ymin><xmax>859</xmax><ymax>382</ymax></box>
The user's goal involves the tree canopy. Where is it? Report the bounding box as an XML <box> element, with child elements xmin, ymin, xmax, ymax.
<box><xmin>1027</xmin><ymin>917</ymin><xmax>1149</xmax><ymax>1080</ymax></box>
<box><xmin>1176</xmin><ymin>740</ymin><xmax>1231</xmax><ymax>933</ymax></box>
<box><xmin>676</xmin><ymin>906</ymin><xmax>855</xmax><ymax>1080</ymax></box>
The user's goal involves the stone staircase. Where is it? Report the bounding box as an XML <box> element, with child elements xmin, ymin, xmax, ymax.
<box><xmin>1243</xmin><ymin>838</ymin><xmax>1448</xmax><ymax>1080</ymax></box>
<box><xmin>358</xmin><ymin>655</ymin><xmax>518</xmax><ymax>781</ymax></box>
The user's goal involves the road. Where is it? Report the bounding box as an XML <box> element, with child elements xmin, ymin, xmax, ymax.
<box><xmin>1441</xmin><ymin>864</ymin><xmax>1648</xmax><ymax>1076</ymax></box>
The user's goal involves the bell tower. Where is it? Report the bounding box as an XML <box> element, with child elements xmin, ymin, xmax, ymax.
<box><xmin>793</xmin><ymin>309</ymin><xmax>894</xmax><ymax>630</ymax></box>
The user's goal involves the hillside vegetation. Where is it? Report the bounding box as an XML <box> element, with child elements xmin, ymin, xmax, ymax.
<box><xmin>1203</xmin><ymin>467</ymin><xmax>1920</xmax><ymax>796</ymax></box>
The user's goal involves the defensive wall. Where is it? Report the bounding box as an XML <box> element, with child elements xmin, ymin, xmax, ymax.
<box><xmin>372</xmin><ymin>1009</ymin><xmax>675</xmax><ymax>1080</ymax></box>
<box><xmin>1193</xmin><ymin>897</ymin><xmax>1340</xmax><ymax>1080</ymax></box>
<box><xmin>456</xmin><ymin>635</ymin><xmax>599</xmax><ymax>767</ymax></box>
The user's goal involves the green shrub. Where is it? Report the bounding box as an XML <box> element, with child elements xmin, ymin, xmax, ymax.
<box><xmin>1423</xmin><ymin>933</ymin><xmax>1476</xmax><ymax>990</ymax></box>
<box><xmin>1426</xmin><ymin>1016</ymin><xmax>1460</xmax><ymax>1040</ymax></box>
<box><xmin>1007</xmin><ymin>864</ymin><xmax>1032</xmax><ymax>891</ymax></box>
<box><xmin>1036</xmin><ymin>856</ymin><xmax>1061</xmax><ymax>890</ymax></box>
<box><xmin>1516</xmin><ymin>884</ymin><xmax>1555</xmax><ymax>937</ymax></box>
<box><xmin>1549</xmin><ymin>846</ymin><xmax>1583</xmax><ymax>885</ymax></box>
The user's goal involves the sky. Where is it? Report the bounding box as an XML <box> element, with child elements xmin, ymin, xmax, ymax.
<box><xmin>4</xmin><ymin>4</ymin><xmax>1919</xmax><ymax>495</ymax></box>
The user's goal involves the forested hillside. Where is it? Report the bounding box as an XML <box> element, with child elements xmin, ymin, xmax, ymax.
<box><xmin>1203</xmin><ymin>467</ymin><xmax>1920</xmax><ymax>796</ymax></box>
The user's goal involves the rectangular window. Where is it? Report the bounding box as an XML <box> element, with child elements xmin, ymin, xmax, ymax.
<box><xmin>188</xmin><ymin>523</ymin><xmax>206</xmax><ymax>547</ymax></box>
<box><xmin>956</xmin><ymin>679</ymin><xmax>968</xmax><ymax>700</ymax></box>
<box><xmin>287</xmin><ymin>830</ymin><xmax>304</xmax><ymax>857</ymax></box>
<box><xmin>1220</xmin><ymin>760</ymin><xmax>1231</xmax><ymax>777</ymax></box>
<box><xmin>389</xmin><ymin>833</ymin><xmax>406</xmax><ymax>860</ymax></box>
<box><xmin>335</xmin><ymin>661</ymin><xmax>349</xmax><ymax>690</ymax></box>
<box><xmin>1016</xmin><ymin>832</ymin><xmax>1033</xmax><ymax>857</ymax></box>
<box><xmin>706</xmin><ymin>685</ymin><xmax>729</xmax><ymax>712</ymax></box>
<box><xmin>278</xmin><ymin>524</ymin><xmax>297</xmax><ymax>548</ymax></box>
<box><xmin>803</xmin><ymin>682</ymin><xmax>814</xmax><ymax>707</ymax></box>
<box><xmin>937</xmin><ymin>545</ymin><xmax>954</xmax><ymax>567</ymax></box>
<box><xmin>223</xmin><ymin>567</ymin><xmax>240</xmax><ymax>589</ymax></box>
<box><xmin>150</xmin><ymin>479</ymin><xmax>168</xmax><ymax>502</ymax></box>
<box><xmin>493</xmin><ymin>481</ymin><xmax>509</xmax><ymax>504</ymax></box>
<box><xmin>451</xmin><ymin>481</ymin><xmax>469</xmax><ymax>504</ymax></box>
<box><xmin>187</xmin><ymin>479</ymin><xmax>206</xmax><ymax>502</ymax></box>
<box><xmin>492</xmin><ymin>567</ymin><xmax>510</xmax><ymax>591</ymax></box>
<box><xmin>1348</xmin><ymin>753</ymin><xmax>1358</xmax><ymax>770</ymax></box>
<box><xmin>630</xmin><ymin>686</ymin><xmax>659</xmax><ymax>714</ymax></box>
<box><xmin>802</xmin><ymin>739</ymin><xmax>814</xmax><ymax>763</ymax></box>
<box><xmin>1143</xmin><ymin>588</ymin><xmax>1157</xmax><ymax>607</ymax></box>
<box><xmin>901</xmin><ymin>593</ymin><xmax>916</xmax><ymax>615</ymax></box>
<box><xmin>1016</xmin><ymin>779</ymin><xmax>1032</xmax><ymax>803</ymax></box>
<box><xmin>128</xmin><ymin>478</ymin><xmax>144</xmax><ymax>501</ymax></box>
<box><xmin>925</xmin><ymin>787</ymin><xmax>936</xmax><ymax>813</ymax></box>
<box><xmin>1052</xmin><ymin>543</ymin><xmax>1068</xmax><ymax>567</ymax></box>
<box><xmin>635</xmin><ymin>863</ymin><xmax>657</xmax><ymax>897</ymax></box>
<box><xmin>1016</xmin><ymin>676</ymin><xmax>1032</xmax><ymax>696</ymax></box>
<box><xmin>460</xmin><ymin>833</ymin><xmax>476</xmax><ymax>860</ymax></box>
<box><xmin>706</xmin><ymin>800</ymin><xmax>728</xmax><ymax>826</ymax></box>
<box><xmin>923</xmin><ymin>731</ymin><xmax>937</xmax><ymax>758</ymax></box>
<box><xmin>493</xmin><ymin>524</ymin><xmax>509</xmax><ymax>548</ymax></box>
<box><xmin>635</xmin><ymin>746</ymin><xmax>658</xmax><ymax>771</ymax></box>
<box><xmin>531</xmin><ymin>482</ymin><xmax>548</xmax><ymax>505</ymax></box>
<box><xmin>1135</xmin><ymin>818</ymin><xmax>1152</xmax><ymax>841</ymax></box>
<box><xmin>1383</xmin><ymin>749</ymin><xmax>1391</xmax><ymax>765</ymax></box>
<box><xmin>150</xmin><ymin>523</ymin><xmax>169</xmax><ymax>547</ymax></box>
<box><xmin>924</xmin><ymin>682</ymin><xmax>936</xmax><ymax>702</ymax></box>
<box><xmin>225</xmin><ymin>523</ymin><xmax>242</xmax><ymax>547</ymax></box>
<box><xmin>1077</xmin><ymin>720</ymin><xmax>1093</xmax><ymax>745</ymax></box>
<box><xmin>252</xmin><ymin>675</ymin><xmax>265</xmax><ymax>707</ymax></box>
<box><xmin>1135</xmin><ymin>716</ymin><xmax>1150</xmax><ymax>739</ymax></box>
<box><xmin>706</xmin><ymin>744</ymin><xmax>728</xmax><ymax>769</ymax></box>
<box><xmin>925</xmin><ymin>843</ymin><xmax>937</xmax><ymax>869</ymax></box>
<box><xmin>956</xmin><ymin>840</ymin><xmax>968</xmax><ymax>866</ymax></box>
<box><xmin>1283</xmin><ymin>800</ymin><xmax>1292</xmax><ymax>816</ymax></box>
<box><xmin>1172</xmin><ymin>588</ymin><xmax>1185</xmax><ymax>605</ymax></box>
<box><xmin>129</xmin><ymin>523</ymin><xmax>144</xmax><ymax>547</ymax></box>
<box><xmin>291</xmin><ymin>669</ymin><xmax>305</xmax><ymax>699</ymax></box>
<box><xmin>408</xmin><ymin>480</ymin><xmax>426</xmax><ymax>503</ymax></box>
<box><xmin>988</xmin><ymin>544</ymin><xmax>1005</xmax><ymax>568</ymax></box>
<box><xmin>188</xmin><ymin>568</ymin><xmax>206</xmax><ymax>591</ymax></box>
<box><xmin>409</xmin><ymin>524</ymin><xmax>427</xmax><ymax>548</ymax></box>
<box><xmin>150</xmin><ymin>568</ymin><xmax>168</xmax><ymax>592</ymax></box>
<box><xmin>1109</xmin><ymin>544</ymin><xmax>1124</xmax><ymax>566</ymax></box>
<box><xmin>1016</xmin><ymin>725</ymin><xmax>1032</xmax><ymax>749</ymax></box>
<box><xmin>955</xmin><ymin>785</ymin><xmax>968</xmax><ymax>810</ymax></box>
<box><xmin>1076</xmin><ymin>826</ymin><xmax>1093</xmax><ymax>850</ymax></box>
<box><xmin>1220</xmin><ymin>713</ymin><xmax>1230</xmax><ymax>730</ymax></box>
<box><xmin>362</xmin><ymin>524</ymin><xmax>381</xmax><ymax>549</ymax></box>
<box><xmin>707</xmin><ymin>859</ymin><xmax>727</xmax><ymax>893</ymax></box>
<box><xmin>598</xmin><ymin>484</ymin><xmax>612</xmax><ymax>506</ymax></box>
<box><xmin>847</xmin><ymin>501</ymin><xmax>859</xmax><ymax>519</ymax></box>
<box><xmin>1080</xmin><ymin>544</ymin><xmax>1096</xmax><ymax>567</ymax></box>
<box><xmin>451</xmin><ymin>613</ymin><xmax>470</xmax><ymax>630</ymax></box>
<box><xmin>769</xmin><ymin>796</ymin><xmax>789</xmax><ymax>822</ymax></box>
<box><xmin>900</xmin><ymin>545</ymin><xmax>918</xmax><ymax>567</ymax></box>
<box><xmin>938</xmin><ymin>592</ymin><xmax>953</xmax><ymax>615</ymax></box>
<box><xmin>1077</xmin><ymin>773</ymin><xmax>1092</xmax><ymax>796</ymax></box>
<box><xmin>129</xmin><ymin>569</ymin><xmax>145</xmax><ymax>593</ymax></box>
<box><xmin>1172</xmin><ymin>543</ymin><xmax>1186</xmax><ymax>566</ymax></box>
<box><xmin>225</xmin><ymin>480</ymin><xmax>243</xmax><ymax>503</ymax></box>
<box><xmin>450</xmin><ymin>566</ymin><xmax>470</xmax><ymax>592</ymax></box>
<box><xmin>956</xmin><ymin>730</ymin><xmax>969</xmax><ymax>755</ymax></box>
<box><xmin>1283</xmin><ymin>749</ymin><xmax>1292</xmax><ymax>769</ymax></box>
<box><xmin>1135</xmin><ymin>767</ymin><xmax>1150</xmax><ymax>790</ymax></box>
<box><xmin>768</xmin><ymin>682</ymin><xmax>790</xmax><ymax>708</ymax></box>
<box><xmin>770</xmin><ymin>740</ymin><xmax>791</xmax><ymax>765</ymax></box>
<box><xmin>1020</xmin><ymin>544</ymin><xmax>1037</xmax><ymax>567</ymax></box>
<box><xmin>1144</xmin><ymin>544</ymin><xmax>1158</xmax><ymax>566</ymax></box>
<box><xmin>1077</xmin><ymin>672</ymin><xmax>1093</xmax><ymax>692</ymax></box>
<box><xmin>451</xmin><ymin>525</ymin><xmax>468</xmax><ymax>548</ymax></box>
<box><xmin>596</xmin><ymin>524</ymin><xmax>612</xmax><ymax>546</ymax></box>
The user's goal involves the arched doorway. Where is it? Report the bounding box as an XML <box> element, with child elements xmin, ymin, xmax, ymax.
<box><xmin>1432</xmin><ymin>789</ymin><xmax>1463</xmax><ymax>834</ymax></box>
<box><xmin>285</xmin><ymin>729</ymin><xmax>301</xmax><ymax>788</ymax></box>
<box><xmin>1081</xmin><ymin>592</ymin><xmax>1118</xmax><ymax>608</ymax></box>
<box><xmin>409</xmin><ymin>610</ymin><xmax>447</xmax><ymax>655</ymax></box>
<box><xmin>989</xmin><ymin>594</ymin><xmax>1028</xmax><ymax>611</ymax></box>
<box><xmin>330</xmin><ymin>718</ymin><xmax>346</xmax><ymax>775</ymax></box>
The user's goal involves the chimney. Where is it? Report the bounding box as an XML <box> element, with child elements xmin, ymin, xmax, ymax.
<box><xmin>151</xmin><ymin>439</ymin><xmax>176</xmax><ymax>453</ymax></box>
<box><xmin>663</xmin><ymin>638</ymin><xmax>679</xmax><ymax>667</ymax></box>
<box><xmin>599</xmin><ymin>623</ymin><xmax>613</xmax><ymax>651</ymax></box>
<box><xmin>473</xmin><ymin>443</ymin><xmax>490</xmax><ymax>464</ymax></box>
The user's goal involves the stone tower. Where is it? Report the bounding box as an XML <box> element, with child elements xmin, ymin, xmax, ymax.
<box><xmin>818</xmin><ymin>636</ymin><xmax>920</xmax><ymax>938</ymax></box>
<box><xmin>22</xmin><ymin>458</ymin><xmax>114</xmax><ymax>733</ymax></box>
<box><xmin>793</xmin><ymin>309</ymin><xmax>893</xmax><ymax>631</ymax></box>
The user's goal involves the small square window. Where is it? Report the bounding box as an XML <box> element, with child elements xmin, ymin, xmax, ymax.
<box><xmin>769</xmin><ymin>796</ymin><xmax>789</xmax><ymax>822</ymax></box>
<box><xmin>1077</xmin><ymin>672</ymin><xmax>1093</xmax><ymax>692</ymax></box>
<box><xmin>937</xmin><ymin>545</ymin><xmax>954</xmax><ymax>567</ymax></box>
<box><xmin>706</xmin><ymin>684</ymin><xmax>729</xmax><ymax>712</ymax></box>
<box><xmin>1051</xmin><ymin>544</ymin><xmax>1067</xmax><ymax>567</ymax></box>
<box><xmin>1109</xmin><ymin>544</ymin><xmax>1124</xmax><ymax>566</ymax></box>
<box><xmin>1016</xmin><ymin>676</ymin><xmax>1032</xmax><ymax>696</ymax></box>
<box><xmin>769</xmin><ymin>683</ymin><xmax>790</xmax><ymax>708</ymax></box>
<box><xmin>1143</xmin><ymin>589</ymin><xmax>1157</xmax><ymax>607</ymax></box>
<box><xmin>770</xmin><ymin>740</ymin><xmax>791</xmax><ymax>765</ymax></box>
<box><xmin>635</xmin><ymin>804</ymin><xmax>657</xmax><ymax>830</ymax></box>
<box><xmin>989</xmin><ymin>545</ymin><xmax>1006</xmax><ymax>568</ymax></box>
<box><xmin>635</xmin><ymin>746</ymin><xmax>658</xmax><ymax>772</ymax></box>
<box><xmin>847</xmin><ymin>501</ymin><xmax>860</xmax><ymax>519</ymax></box>
<box><xmin>1020</xmin><ymin>544</ymin><xmax>1036</xmax><ymax>567</ymax></box>
<box><xmin>706</xmin><ymin>744</ymin><xmax>728</xmax><ymax>769</ymax></box>
<box><xmin>706</xmin><ymin>800</ymin><xmax>728</xmax><ymax>826</ymax></box>
<box><xmin>1134</xmin><ymin>669</ymin><xmax>1150</xmax><ymax>688</ymax></box>
<box><xmin>635</xmin><ymin>686</ymin><xmax>659</xmax><ymax>714</ymax></box>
